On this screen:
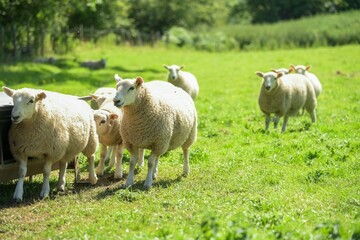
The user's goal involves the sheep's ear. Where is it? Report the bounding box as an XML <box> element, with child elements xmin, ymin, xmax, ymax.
<box><xmin>135</xmin><ymin>76</ymin><xmax>144</xmax><ymax>87</ymax></box>
<box><xmin>271</xmin><ymin>69</ymin><xmax>277</xmax><ymax>73</ymax></box>
<box><xmin>109</xmin><ymin>113</ymin><xmax>119</xmax><ymax>121</ymax></box>
<box><xmin>114</xmin><ymin>74</ymin><xmax>122</xmax><ymax>82</ymax></box>
<box><xmin>306</xmin><ymin>65</ymin><xmax>311</xmax><ymax>71</ymax></box>
<box><xmin>163</xmin><ymin>65</ymin><xmax>169</xmax><ymax>70</ymax></box>
<box><xmin>288</xmin><ymin>67</ymin><xmax>294</xmax><ymax>73</ymax></box>
<box><xmin>36</xmin><ymin>91</ymin><xmax>47</xmax><ymax>101</ymax></box>
<box><xmin>91</xmin><ymin>94</ymin><xmax>99</xmax><ymax>100</ymax></box>
<box><xmin>290</xmin><ymin>65</ymin><xmax>296</xmax><ymax>70</ymax></box>
<box><xmin>180</xmin><ymin>65</ymin><xmax>185</xmax><ymax>70</ymax></box>
<box><xmin>255</xmin><ymin>71</ymin><xmax>264</xmax><ymax>78</ymax></box>
<box><xmin>2</xmin><ymin>86</ymin><xmax>15</xmax><ymax>97</ymax></box>
<box><xmin>276</xmin><ymin>72</ymin><xmax>283</xmax><ymax>78</ymax></box>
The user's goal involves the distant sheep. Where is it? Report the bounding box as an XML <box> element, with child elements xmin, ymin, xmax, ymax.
<box><xmin>2</xmin><ymin>87</ymin><xmax>98</xmax><ymax>202</ymax></box>
<box><xmin>164</xmin><ymin>64</ymin><xmax>199</xmax><ymax>100</ymax></box>
<box><xmin>290</xmin><ymin>65</ymin><xmax>322</xmax><ymax>97</ymax></box>
<box><xmin>255</xmin><ymin>71</ymin><xmax>317</xmax><ymax>132</ymax></box>
<box><xmin>80</xmin><ymin>58</ymin><xmax>106</xmax><ymax>70</ymax></box>
<box><xmin>271</xmin><ymin>68</ymin><xmax>291</xmax><ymax>75</ymax></box>
<box><xmin>90</xmin><ymin>87</ymin><xmax>117</xmax><ymax>110</ymax></box>
<box><xmin>113</xmin><ymin>74</ymin><xmax>197</xmax><ymax>189</ymax></box>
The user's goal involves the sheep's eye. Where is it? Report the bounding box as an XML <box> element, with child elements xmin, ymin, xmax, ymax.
<box><xmin>128</xmin><ymin>86</ymin><xmax>135</xmax><ymax>92</ymax></box>
<box><xmin>28</xmin><ymin>99</ymin><xmax>34</xmax><ymax>104</ymax></box>
<box><xmin>100</xmin><ymin>120</ymin><xmax>106</xmax><ymax>124</ymax></box>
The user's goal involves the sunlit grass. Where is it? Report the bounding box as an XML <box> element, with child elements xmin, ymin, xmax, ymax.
<box><xmin>0</xmin><ymin>44</ymin><xmax>359</xmax><ymax>239</ymax></box>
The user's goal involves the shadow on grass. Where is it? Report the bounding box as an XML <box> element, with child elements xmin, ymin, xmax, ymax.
<box><xmin>0</xmin><ymin>58</ymin><xmax>163</xmax><ymax>89</ymax></box>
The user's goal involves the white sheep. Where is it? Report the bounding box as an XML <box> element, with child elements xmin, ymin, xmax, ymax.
<box><xmin>113</xmin><ymin>74</ymin><xmax>197</xmax><ymax>189</ymax></box>
<box><xmin>255</xmin><ymin>71</ymin><xmax>317</xmax><ymax>132</ymax></box>
<box><xmin>271</xmin><ymin>68</ymin><xmax>291</xmax><ymax>75</ymax></box>
<box><xmin>164</xmin><ymin>64</ymin><xmax>199</xmax><ymax>100</ymax></box>
<box><xmin>80</xmin><ymin>58</ymin><xmax>106</xmax><ymax>70</ymax></box>
<box><xmin>90</xmin><ymin>87</ymin><xmax>117</xmax><ymax>110</ymax></box>
<box><xmin>2</xmin><ymin>87</ymin><xmax>98</xmax><ymax>202</ymax></box>
<box><xmin>290</xmin><ymin>65</ymin><xmax>322</xmax><ymax>97</ymax></box>
<box><xmin>91</xmin><ymin>93</ymin><xmax>145</xmax><ymax>177</ymax></box>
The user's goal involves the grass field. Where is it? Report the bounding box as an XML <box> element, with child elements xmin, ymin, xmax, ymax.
<box><xmin>0</xmin><ymin>44</ymin><xmax>359</xmax><ymax>239</ymax></box>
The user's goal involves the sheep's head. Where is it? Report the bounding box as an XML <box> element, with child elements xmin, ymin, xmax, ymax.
<box><xmin>164</xmin><ymin>64</ymin><xmax>184</xmax><ymax>80</ymax></box>
<box><xmin>290</xmin><ymin>65</ymin><xmax>311</xmax><ymax>75</ymax></box>
<box><xmin>93</xmin><ymin>109</ymin><xmax>119</xmax><ymax>135</ymax></box>
<box><xmin>91</xmin><ymin>94</ymin><xmax>114</xmax><ymax>109</ymax></box>
<box><xmin>2</xmin><ymin>86</ymin><xmax>46</xmax><ymax>124</ymax></box>
<box><xmin>113</xmin><ymin>74</ymin><xmax>143</xmax><ymax>108</ymax></box>
<box><xmin>256</xmin><ymin>71</ymin><xmax>283</xmax><ymax>92</ymax></box>
<box><xmin>271</xmin><ymin>68</ymin><xmax>290</xmax><ymax>75</ymax></box>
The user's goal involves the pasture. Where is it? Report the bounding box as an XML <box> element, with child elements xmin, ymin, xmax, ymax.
<box><xmin>0</xmin><ymin>44</ymin><xmax>359</xmax><ymax>239</ymax></box>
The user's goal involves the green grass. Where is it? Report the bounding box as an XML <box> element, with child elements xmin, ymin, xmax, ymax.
<box><xmin>0</xmin><ymin>44</ymin><xmax>360</xmax><ymax>239</ymax></box>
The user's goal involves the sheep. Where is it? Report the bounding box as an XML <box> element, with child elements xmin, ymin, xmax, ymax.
<box><xmin>271</xmin><ymin>68</ymin><xmax>291</xmax><ymax>75</ymax></box>
<box><xmin>90</xmin><ymin>87</ymin><xmax>117</xmax><ymax>110</ymax></box>
<box><xmin>255</xmin><ymin>71</ymin><xmax>317</xmax><ymax>132</ymax></box>
<box><xmin>113</xmin><ymin>74</ymin><xmax>197</xmax><ymax>190</ymax></box>
<box><xmin>91</xmin><ymin>93</ymin><xmax>145</xmax><ymax>178</ymax></box>
<box><xmin>163</xmin><ymin>64</ymin><xmax>199</xmax><ymax>100</ymax></box>
<box><xmin>290</xmin><ymin>65</ymin><xmax>322</xmax><ymax>97</ymax></box>
<box><xmin>2</xmin><ymin>86</ymin><xmax>98</xmax><ymax>202</ymax></box>
<box><xmin>79</xmin><ymin>58</ymin><xmax>106</xmax><ymax>70</ymax></box>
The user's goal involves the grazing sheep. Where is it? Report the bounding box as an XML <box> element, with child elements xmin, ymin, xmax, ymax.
<box><xmin>2</xmin><ymin>87</ymin><xmax>98</xmax><ymax>202</ymax></box>
<box><xmin>80</xmin><ymin>58</ymin><xmax>106</xmax><ymax>70</ymax></box>
<box><xmin>290</xmin><ymin>65</ymin><xmax>322</xmax><ymax>97</ymax></box>
<box><xmin>164</xmin><ymin>64</ymin><xmax>199</xmax><ymax>100</ymax></box>
<box><xmin>255</xmin><ymin>71</ymin><xmax>317</xmax><ymax>132</ymax></box>
<box><xmin>113</xmin><ymin>74</ymin><xmax>197</xmax><ymax>189</ymax></box>
<box><xmin>91</xmin><ymin>93</ymin><xmax>145</xmax><ymax>177</ymax></box>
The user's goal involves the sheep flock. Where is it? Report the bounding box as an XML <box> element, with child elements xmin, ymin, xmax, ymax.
<box><xmin>1</xmin><ymin>62</ymin><xmax>322</xmax><ymax>201</ymax></box>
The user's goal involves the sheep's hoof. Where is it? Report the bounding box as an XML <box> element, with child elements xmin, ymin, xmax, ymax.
<box><xmin>144</xmin><ymin>185</ymin><xmax>151</xmax><ymax>191</ymax></box>
<box><xmin>120</xmin><ymin>183</ymin><xmax>131</xmax><ymax>189</ymax></box>
<box><xmin>13</xmin><ymin>197</ymin><xmax>22</xmax><ymax>203</ymax></box>
<box><xmin>182</xmin><ymin>172</ymin><xmax>189</xmax><ymax>178</ymax></box>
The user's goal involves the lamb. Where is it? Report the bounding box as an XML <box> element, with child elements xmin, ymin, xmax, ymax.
<box><xmin>2</xmin><ymin>86</ymin><xmax>98</xmax><ymax>202</ymax></box>
<box><xmin>91</xmin><ymin>93</ymin><xmax>144</xmax><ymax>178</ymax></box>
<box><xmin>113</xmin><ymin>74</ymin><xmax>197</xmax><ymax>189</ymax></box>
<box><xmin>290</xmin><ymin>65</ymin><xmax>322</xmax><ymax>97</ymax></box>
<box><xmin>79</xmin><ymin>58</ymin><xmax>106</xmax><ymax>70</ymax></box>
<box><xmin>164</xmin><ymin>64</ymin><xmax>199</xmax><ymax>100</ymax></box>
<box><xmin>255</xmin><ymin>71</ymin><xmax>317</xmax><ymax>132</ymax></box>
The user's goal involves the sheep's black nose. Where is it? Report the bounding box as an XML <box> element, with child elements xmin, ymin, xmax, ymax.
<box><xmin>265</xmin><ymin>86</ymin><xmax>271</xmax><ymax>90</ymax></box>
<box><xmin>12</xmin><ymin>116</ymin><xmax>20</xmax><ymax>121</ymax></box>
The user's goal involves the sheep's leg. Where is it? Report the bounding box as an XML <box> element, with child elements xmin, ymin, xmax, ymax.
<box><xmin>282</xmin><ymin>116</ymin><xmax>289</xmax><ymax>133</ymax></box>
<box><xmin>273</xmin><ymin>115</ymin><xmax>280</xmax><ymax>129</ymax></box>
<box><xmin>152</xmin><ymin>157</ymin><xmax>159</xmax><ymax>180</ymax></box>
<box><xmin>265</xmin><ymin>114</ymin><xmax>271</xmax><ymax>130</ymax></box>
<box><xmin>87</xmin><ymin>154</ymin><xmax>98</xmax><ymax>185</ymax></box>
<box><xmin>96</xmin><ymin>144</ymin><xmax>107</xmax><ymax>176</ymax></box>
<box><xmin>183</xmin><ymin>148</ymin><xmax>190</xmax><ymax>177</ymax></box>
<box><xmin>40</xmin><ymin>161</ymin><xmax>52</xmax><ymax>199</ymax></box>
<box><xmin>122</xmin><ymin>150</ymin><xmax>138</xmax><ymax>188</ymax></box>
<box><xmin>137</xmin><ymin>148</ymin><xmax>145</xmax><ymax>167</ymax></box>
<box><xmin>104</xmin><ymin>146</ymin><xmax>112</xmax><ymax>162</ymax></box>
<box><xmin>13</xmin><ymin>158</ymin><xmax>28</xmax><ymax>202</ymax></box>
<box><xmin>309</xmin><ymin>109</ymin><xmax>316</xmax><ymax>123</ymax></box>
<box><xmin>57</xmin><ymin>161</ymin><xmax>68</xmax><ymax>191</ymax></box>
<box><xmin>114</xmin><ymin>145</ymin><xmax>123</xmax><ymax>179</ymax></box>
<box><xmin>108</xmin><ymin>146</ymin><xmax>116</xmax><ymax>168</ymax></box>
<box><xmin>144</xmin><ymin>153</ymin><xmax>158</xmax><ymax>190</ymax></box>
